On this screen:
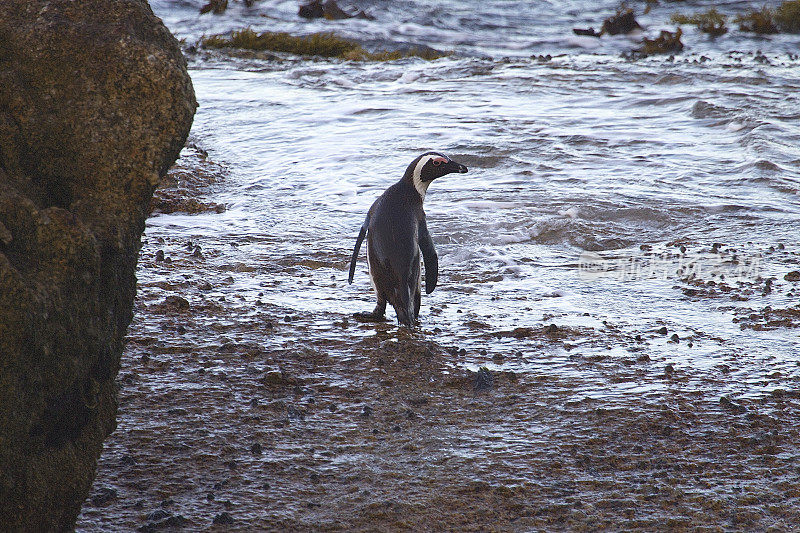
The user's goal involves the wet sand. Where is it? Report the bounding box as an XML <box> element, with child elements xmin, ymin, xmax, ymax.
<box><xmin>77</xmin><ymin>152</ymin><xmax>800</xmax><ymax>531</ymax></box>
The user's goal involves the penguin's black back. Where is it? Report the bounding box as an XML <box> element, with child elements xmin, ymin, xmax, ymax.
<box><xmin>366</xmin><ymin>179</ymin><xmax>424</xmax><ymax>320</ymax></box>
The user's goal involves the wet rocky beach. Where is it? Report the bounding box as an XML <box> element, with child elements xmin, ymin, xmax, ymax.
<box><xmin>77</xmin><ymin>148</ymin><xmax>800</xmax><ymax>531</ymax></box>
<box><xmin>72</xmin><ymin>0</ymin><xmax>800</xmax><ymax>530</ymax></box>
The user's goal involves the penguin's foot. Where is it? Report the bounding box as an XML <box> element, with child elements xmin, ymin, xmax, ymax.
<box><xmin>352</xmin><ymin>311</ymin><xmax>389</xmax><ymax>323</ymax></box>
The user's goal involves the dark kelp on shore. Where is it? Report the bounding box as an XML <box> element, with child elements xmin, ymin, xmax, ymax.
<box><xmin>671</xmin><ymin>8</ymin><xmax>728</xmax><ymax>37</ymax></box>
<box><xmin>201</xmin><ymin>28</ymin><xmax>449</xmax><ymax>61</ymax></box>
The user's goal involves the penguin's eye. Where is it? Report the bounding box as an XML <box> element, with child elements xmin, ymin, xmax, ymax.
<box><xmin>432</xmin><ymin>160</ymin><xmax>442</xmax><ymax>166</ymax></box>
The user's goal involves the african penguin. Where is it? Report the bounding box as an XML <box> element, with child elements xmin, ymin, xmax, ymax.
<box><xmin>348</xmin><ymin>152</ymin><xmax>468</xmax><ymax>326</ymax></box>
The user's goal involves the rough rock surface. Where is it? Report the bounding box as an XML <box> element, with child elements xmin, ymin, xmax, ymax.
<box><xmin>0</xmin><ymin>0</ymin><xmax>196</xmax><ymax>530</ymax></box>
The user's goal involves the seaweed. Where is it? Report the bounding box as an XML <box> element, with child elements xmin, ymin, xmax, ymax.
<box><xmin>776</xmin><ymin>0</ymin><xmax>800</xmax><ymax>32</ymax></box>
<box><xmin>574</xmin><ymin>8</ymin><xmax>641</xmax><ymax>37</ymax></box>
<box><xmin>601</xmin><ymin>8</ymin><xmax>642</xmax><ymax>35</ymax></box>
<box><xmin>639</xmin><ymin>28</ymin><xmax>684</xmax><ymax>56</ymax></box>
<box><xmin>670</xmin><ymin>8</ymin><xmax>728</xmax><ymax>36</ymax></box>
<box><xmin>734</xmin><ymin>7</ymin><xmax>779</xmax><ymax>34</ymax></box>
<box><xmin>201</xmin><ymin>28</ymin><xmax>449</xmax><ymax>61</ymax></box>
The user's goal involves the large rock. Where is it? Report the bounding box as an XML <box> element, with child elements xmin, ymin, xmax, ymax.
<box><xmin>0</xmin><ymin>0</ymin><xmax>196</xmax><ymax>529</ymax></box>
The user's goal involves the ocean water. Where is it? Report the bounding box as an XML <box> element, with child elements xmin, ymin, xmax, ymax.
<box><xmin>148</xmin><ymin>0</ymin><xmax>799</xmax><ymax>399</ymax></box>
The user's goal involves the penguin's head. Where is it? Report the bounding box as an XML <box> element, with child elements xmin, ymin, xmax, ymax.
<box><xmin>404</xmin><ymin>152</ymin><xmax>468</xmax><ymax>199</ymax></box>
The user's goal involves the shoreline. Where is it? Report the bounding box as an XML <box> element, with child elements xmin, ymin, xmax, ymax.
<box><xmin>77</xmin><ymin>148</ymin><xmax>800</xmax><ymax>531</ymax></box>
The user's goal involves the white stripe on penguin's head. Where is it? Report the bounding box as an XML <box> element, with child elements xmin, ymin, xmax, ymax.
<box><xmin>411</xmin><ymin>153</ymin><xmax>445</xmax><ymax>199</ymax></box>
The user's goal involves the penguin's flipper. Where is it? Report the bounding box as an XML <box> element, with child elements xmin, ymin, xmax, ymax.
<box><xmin>348</xmin><ymin>214</ymin><xmax>370</xmax><ymax>284</ymax></box>
<box><xmin>418</xmin><ymin>219</ymin><xmax>438</xmax><ymax>294</ymax></box>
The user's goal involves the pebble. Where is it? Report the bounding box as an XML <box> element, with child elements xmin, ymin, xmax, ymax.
<box><xmin>163</xmin><ymin>295</ymin><xmax>190</xmax><ymax>311</ymax></box>
<box><xmin>474</xmin><ymin>367</ymin><xmax>494</xmax><ymax>392</ymax></box>
<box><xmin>145</xmin><ymin>509</ymin><xmax>169</xmax><ymax>522</ymax></box>
<box><xmin>250</xmin><ymin>442</ymin><xmax>263</xmax><ymax>455</ymax></box>
<box><xmin>657</xmin><ymin>327</ymin><xmax>668</xmax><ymax>335</ymax></box>
<box><xmin>213</xmin><ymin>512</ymin><xmax>235</xmax><ymax>525</ymax></box>
<box><xmin>91</xmin><ymin>487</ymin><xmax>118</xmax><ymax>506</ymax></box>
<box><xmin>720</xmin><ymin>396</ymin><xmax>746</xmax><ymax>414</ymax></box>
<box><xmin>784</xmin><ymin>271</ymin><xmax>800</xmax><ymax>282</ymax></box>
<box><xmin>138</xmin><ymin>515</ymin><xmax>187</xmax><ymax>532</ymax></box>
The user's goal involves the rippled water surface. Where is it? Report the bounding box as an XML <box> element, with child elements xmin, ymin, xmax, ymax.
<box><xmin>148</xmin><ymin>0</ymin><xmax>800</xmax><ymax>396</ymax></box>
<box><xmin>74</xmin><ymin>1</ymin><xmax>800</xmax><ymax>530</ymax></box>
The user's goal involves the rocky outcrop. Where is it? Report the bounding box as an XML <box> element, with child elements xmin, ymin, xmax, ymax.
<box><xmin>0</xmin><ymin>0</ymin><xmax>196</xmax><ymax>530</ymax></box>
<box><xmin>298</xmin><ymin>0</ymin><xmax>374</xmax><ymax>20</ymax></box>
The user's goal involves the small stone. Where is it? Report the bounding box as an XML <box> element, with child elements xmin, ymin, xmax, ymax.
<box><xmin>155</xmin><ymin>249</ymin><xmax>165</xmax><ymax>262</ymax></box>
<box><xmin>657</xmin><ymin>326</ymin><xmax>668</xmax><ymax>335</ymax></box>
<box><xmin>720</xmin><ymin>396</ymin><xmax>746</xmax><ymax>414</ymax></box>
<box><xmin>145</xmin><ymin>509</ymin><xmax>169</xmax><ymax>522</ymax></box>
<box><xmin>784</xmin><ymin>271</ymin><xmax>800</xmax><ymax>282</ymax></box>
<box><xmin>213</xmin><ymin>512</ymin><xmax>235</xmax><ymax>525</ymax></box>
<box><xmin>91</xmin><ymin>487</ymin><xmax>118</xmax><ymax>506</ymax></box>
<box><xmin>262</xmin><ymin>370</ymin><xmax>283</xmax><ymax>385</ymax></box>
<box><xmin>670</xmin><ymin>333</ymin><xmax>680</xmax><ymax>343</ymax></box>
<box><xmin>474</xmin><ymin>367</ymin><xmax>494</xmax><ymax>392</ymax></box>
<box><xmin>287</xmin><ymin>405</ymin><xmax>305</xmax><ymax>421</ymax></box>
<box><xmin>163</xmin><ymin>295</ymin><xmax>190</xmax><ymax>311</ymax></box>
<box><xmin>250</xmin><ymin>442</ymin><xmax>262</xmax><ymax>455</ymax></box>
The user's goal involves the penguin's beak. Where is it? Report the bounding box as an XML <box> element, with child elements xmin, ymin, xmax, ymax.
<box><xmin>447</xmin><ymin>160</ymin><xmax>468</xmax><ymax>175</ymax></box>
